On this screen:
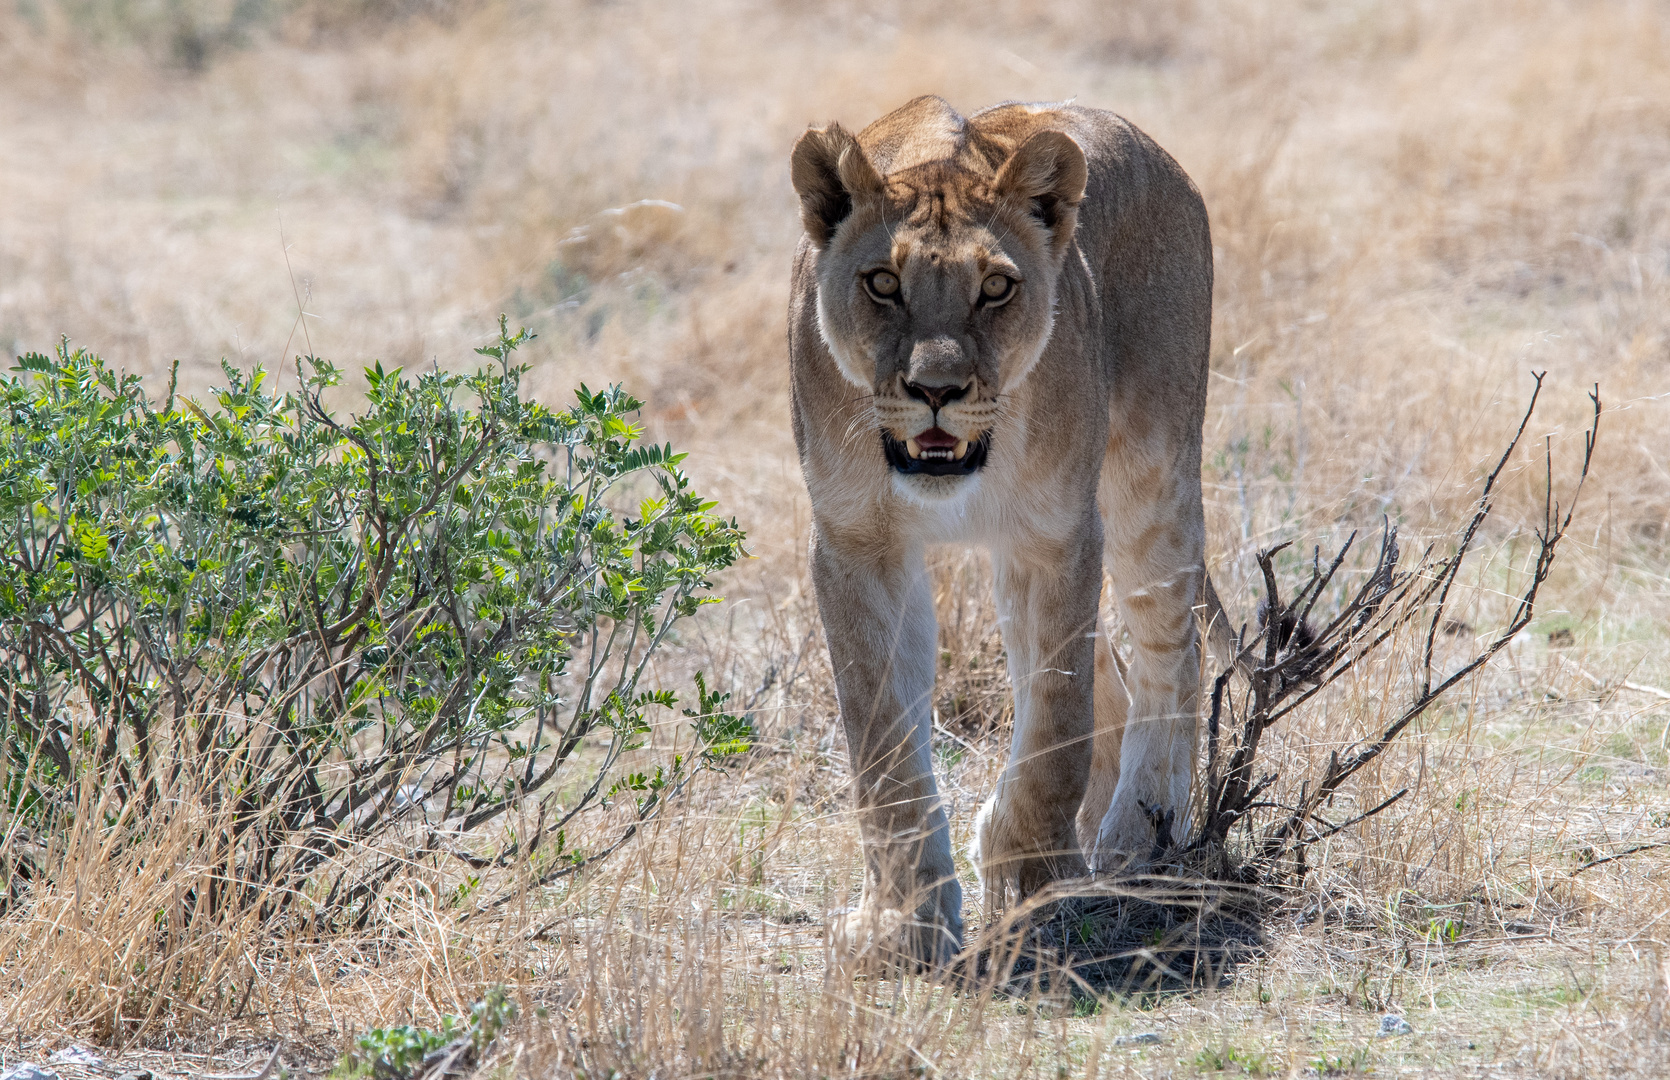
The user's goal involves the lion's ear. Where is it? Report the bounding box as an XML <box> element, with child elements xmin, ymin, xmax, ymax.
<box><xmin>993</xmin><ymin>130</ymin><xmax>1087</xmax><ymax>253</ymax></box>
<box><xmin>790</xmin><ymin>124</ymin><xmax>884</xmax><ymax>249</ymax></box>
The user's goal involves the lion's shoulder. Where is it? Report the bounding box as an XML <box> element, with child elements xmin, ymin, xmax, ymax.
<box><xmin>856</xmin><ymin>95</ymin><xmax>968</xmax><ymax>175</ymax></box>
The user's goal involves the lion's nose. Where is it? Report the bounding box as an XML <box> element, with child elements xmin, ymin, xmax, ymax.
<box><xmin>905</xmin><ymin>334</ymin><xmax>972</xmax><ymax>405</ymax></box>
<box><xmin>904</xmin><ymin>380</ymin><xmax>971</xmax><ymax>412</ymax></box>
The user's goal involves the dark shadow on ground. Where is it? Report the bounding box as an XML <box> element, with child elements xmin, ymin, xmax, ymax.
<box><xmin>965</xmin><ymin>876</ymin><xmax>1272</xmax><ymax>998</ymax></box>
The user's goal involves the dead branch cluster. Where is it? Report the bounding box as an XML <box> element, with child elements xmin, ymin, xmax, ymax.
<box><xmin>1190</xmin><ymin>375</ymin><xmax>1602</xmax><ymax>884</ymax></box>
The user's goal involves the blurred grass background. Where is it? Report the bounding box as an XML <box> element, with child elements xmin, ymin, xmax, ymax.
<box><xmin>2</xmin><ymin>1</ymin><xmax>1669</xmax><ymax>1075</ymax></box>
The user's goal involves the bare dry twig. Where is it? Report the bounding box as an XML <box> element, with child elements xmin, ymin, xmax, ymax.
<box><xmin>200</xmin><ymin>1046</ymin><xmax>283</xmax><ymax>1080</ymax></box>
<box><xmin>1571</xmin><ymin>842</ymin><xmax>1670</xmax><ymax>875</ymax></box>
<box><xmin>1190</xmin><ymin>375</ymin><xmax>1601</xmax><ymax>884</ymax></box>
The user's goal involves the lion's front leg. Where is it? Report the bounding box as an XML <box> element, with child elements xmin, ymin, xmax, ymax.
<box><xmin>974</xmin><ymin>527</ymin><xmax>1100</xmax><ymax>913</ymax></box>
<box><xmin>811</xmin><ymin>527</ymin><xmax>962</xmax><ymax>970</ymax></box>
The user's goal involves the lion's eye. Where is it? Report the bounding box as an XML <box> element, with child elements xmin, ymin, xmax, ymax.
<box><xmin>980</xmin><ymin>274</ymin><xmax>1015</xmax><ymax>305</ymax></box>
<box><xmin>864</xmin><ymin>270</ymin><xmax>901</xmax><ymax>303</ymax></box>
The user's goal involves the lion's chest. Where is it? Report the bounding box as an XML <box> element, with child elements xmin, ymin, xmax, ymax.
<box><xmin>893</xmin><ymin>463</ymin><xmax>1092</xmax><ymax>553</ymax></box>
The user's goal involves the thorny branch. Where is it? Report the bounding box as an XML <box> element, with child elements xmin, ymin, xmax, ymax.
<box><xmin>1191</xmin><ymin>376</ymin><xmax>1601</xmax><ymax>883</ymax></box>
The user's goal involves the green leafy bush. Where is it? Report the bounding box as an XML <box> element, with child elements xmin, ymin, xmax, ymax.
<box><xmin>350</xmin><ymin>1021</ymin><xmax>465</xmax><ymax>1079</ymax></box>
<box><xmin>0</xmin><ymin>320</ymin><xmax>746</xmax><ymax>922</ymax></box>
<box><xmin>341</xmin><ymin>986</ymin><xmax>519</xmax><ymax>1080</ymax></box>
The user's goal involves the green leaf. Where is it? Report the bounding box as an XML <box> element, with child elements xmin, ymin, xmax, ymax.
<box><xmin>78</xmin><ymin>522</ymin><xmax>110</xmax><ymax>561</ymax></box>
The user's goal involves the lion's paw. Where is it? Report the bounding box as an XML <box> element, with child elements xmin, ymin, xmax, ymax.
<box><xmin>974</xmin><ymin>793</ymin><xmax>1089</xmax><ymax>912</ymax></box>
<box><xmin>828</xmin><ymin>897</ymin><xmax>963</xmax><ymax>974</ymax></box>
<box><xmin>1091</xmin><ymin>789</ymin><xmax>1182</xmax><ymax>873</ymax></box>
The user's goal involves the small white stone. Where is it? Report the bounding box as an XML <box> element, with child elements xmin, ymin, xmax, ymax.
<box><xmin>1377</xmin><ymin>1014</ymin><xmax>1414</xmax><ymax>1038</ymax></box>
<box><xmin>1113</xmin><ymin>1033</ymin><xmax>1163</xmax><ymax>1047</ymax></box>
<box><xmin>2</xmin><ymin>1064</ymin><xmax>61</xmax><ymax>1080</ymax></box>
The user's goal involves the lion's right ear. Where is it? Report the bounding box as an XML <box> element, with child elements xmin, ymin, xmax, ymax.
<box><xmin>790</xmin><ymin>124</ymin><xmax>883</xmax><ymax>249</ymax></box>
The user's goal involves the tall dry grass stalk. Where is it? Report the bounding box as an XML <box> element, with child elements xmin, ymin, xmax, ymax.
<box><xmin>2</xmin><ymin>0</ymin><xmax>1669</xmax><ymax>1075</ymax></box>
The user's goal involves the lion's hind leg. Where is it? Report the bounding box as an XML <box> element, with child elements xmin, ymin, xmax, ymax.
<box><xmin>1092</xmin><ymin>453</ymin><xmax>1209</xmax><ymax>870</ymax></box>
<box><xmin>1076</xmin><ymin>610</ymin><xmax>1130</xmax><ymax>853</ymax></box>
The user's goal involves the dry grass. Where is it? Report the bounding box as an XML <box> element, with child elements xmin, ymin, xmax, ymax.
<box><xmin>3</xmin><ymin>0</ymin><xmax>1670</xmax><ymax>1075</ymax></box>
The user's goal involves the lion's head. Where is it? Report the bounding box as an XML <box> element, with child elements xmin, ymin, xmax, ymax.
<box><xmin>791</xmin><ymin>99</ymin><xmax>1089</xmax><ymax>500</ymax></box>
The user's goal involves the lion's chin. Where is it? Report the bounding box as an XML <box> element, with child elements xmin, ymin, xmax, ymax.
<box><xmin>890</xmin><ymin>470</ymin><xmax>982</xmax><ymax>505</ymax></box>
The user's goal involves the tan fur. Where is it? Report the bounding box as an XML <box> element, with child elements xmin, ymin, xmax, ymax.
<box><xmin>789</xmin><ymin>97</ymin><xmax>1226</xmax><ymax>967</ymax></box>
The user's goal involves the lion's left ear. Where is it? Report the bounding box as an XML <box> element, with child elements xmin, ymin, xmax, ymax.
<box><xmin>993</xmin><ymin>130</ymin><xmax>1087</xmax><ymax>255</ymax></box>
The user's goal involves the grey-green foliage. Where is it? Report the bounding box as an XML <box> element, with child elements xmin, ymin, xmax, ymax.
<box><xmin>0</xmin><ymin>319</ymin><xmax>747</xmax><ymax>921</ymax></box>
<box><xmin>20</xmin><ymin>0</ymin><xmax>469</xmax><ymax>70</ymax></box>
<box><xmin>342</xmin><ymin>986</ymin><xmax>519</xmax><ymax>1080</ymax></box>
<box><xmin>34</xmin><ymin>0</ymin><xmax>274</xmax><ymax>68</ymax></box>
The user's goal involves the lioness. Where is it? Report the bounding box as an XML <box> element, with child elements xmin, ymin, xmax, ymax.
<box><xmin>788</xmin><ymin>96</ymin><xmax>1225</xmax><ymax>966</ymax></box>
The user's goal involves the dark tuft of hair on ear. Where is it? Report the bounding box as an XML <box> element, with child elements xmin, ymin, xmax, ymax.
<box><xmin>1030</xmin><ymin>193</ymin><xmax>1061</xmax><ymax>230</ymax></box>
<box><xmin>790</xmin><ymin>124</ymin><xmax>883</xmax><ymax>249</ymax></box>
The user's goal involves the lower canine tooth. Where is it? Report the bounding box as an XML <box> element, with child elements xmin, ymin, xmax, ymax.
<box><xmin>906</xmin><ymin>438</ymin><xmax>922</xmax><ymax>459</ymax></box>
<box><xmin>954</xmin><ymin>439</ymin><xmax>969</xmax><ymax>458</ymax></box>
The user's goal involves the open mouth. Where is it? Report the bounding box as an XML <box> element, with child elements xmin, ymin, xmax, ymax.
<box><xmin>881</xmin><ymin>427</ymin><xmax>992</xmax><ymax>477</ymax></box>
